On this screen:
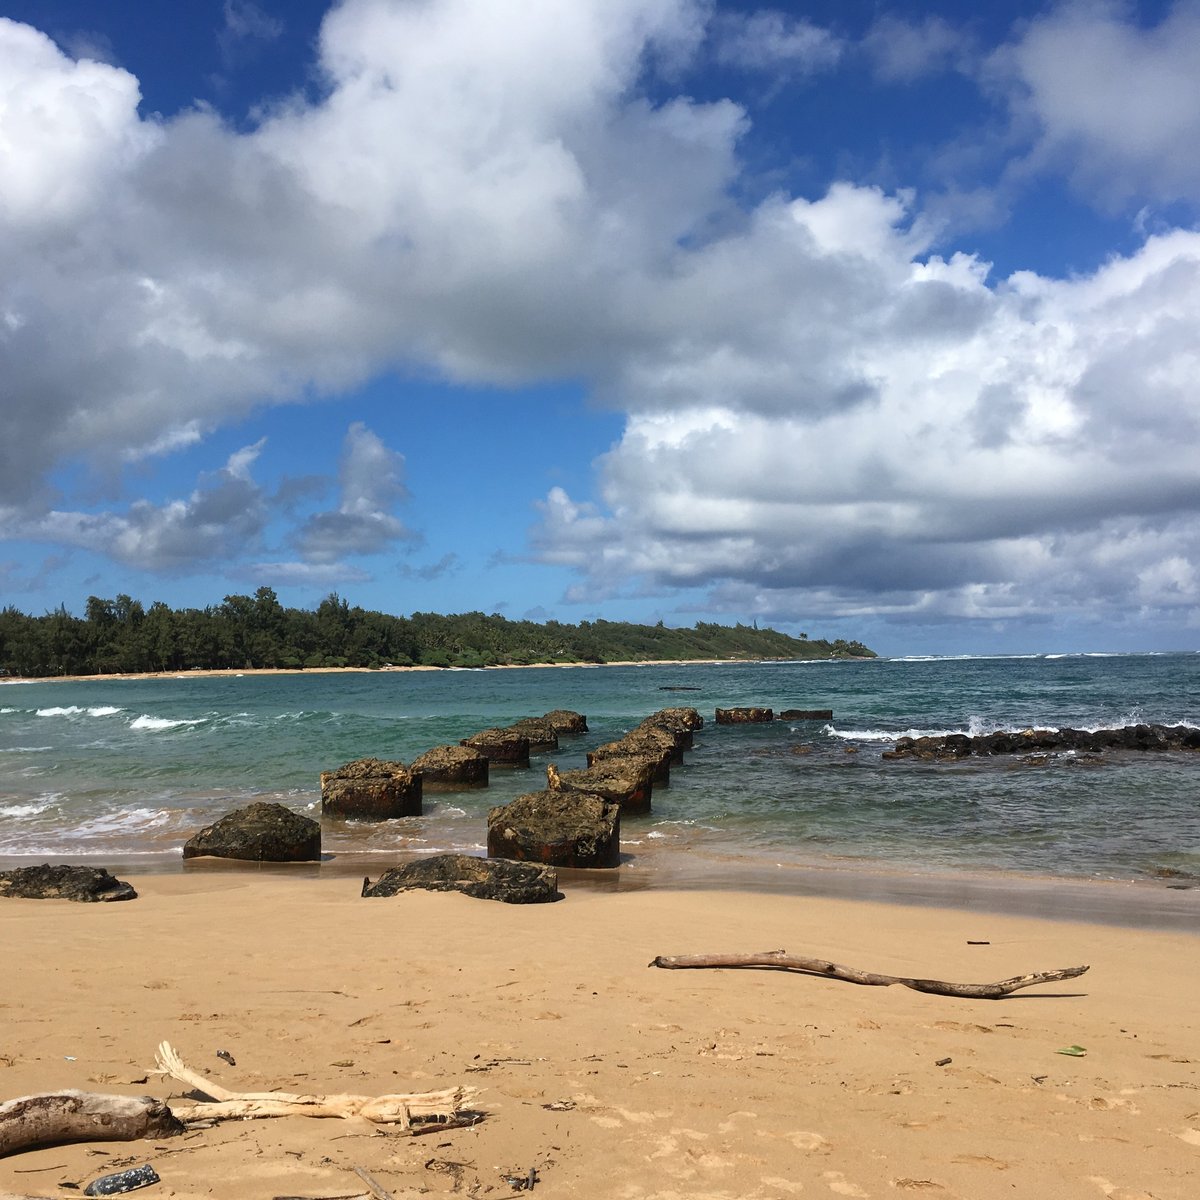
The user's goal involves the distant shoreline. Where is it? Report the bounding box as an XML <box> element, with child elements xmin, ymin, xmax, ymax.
<box><xmin>1</xmin><ymin>656</ymin><xmax>872</xmax><ymax>686</ymax></box>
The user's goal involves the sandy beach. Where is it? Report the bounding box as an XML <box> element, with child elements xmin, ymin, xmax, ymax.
<box><xmin>3</xmin><ymin>872</ymin><xmax>1197</xmax><ymax>1200</ymax></box>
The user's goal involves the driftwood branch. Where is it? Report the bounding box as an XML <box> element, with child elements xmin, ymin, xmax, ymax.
<box><xmin>154</xmin><ymin>1042</ymin><xmax>476</xmax><ymax>1128</ymax></box>
<box><xmin>0</xmin><ymin>1046</ymin><xmax>477</xmax><ymax>1161</ymax></box>
<box><xmin>648</xmin><ymin>950</ymin><xmax>1090</xmax><ymax>999</ymax></box>
<box><xmin>0</xmin><ymin>1090</ymin><xmax>183</xmax><ymax>1158</ymax></box>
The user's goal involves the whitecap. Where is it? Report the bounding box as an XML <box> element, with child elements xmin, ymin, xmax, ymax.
<box><xmin>0</xmin><ymin>745</ymin><xmax>53</xmax><ymax>753</ymax></box>
<box><xmin>0</xmin><ymin>798</ymin><xmax>58</xmax><ymax>817</ymax></box>
<box><xmin>130</xmin><ymin>715</ymin><xmax>205</xmax><ymax>731</ymax></box>
<box><xmin>35</xmin><ymin>705</ymin><xmax>122</xmax><ymax>718</ymax></box>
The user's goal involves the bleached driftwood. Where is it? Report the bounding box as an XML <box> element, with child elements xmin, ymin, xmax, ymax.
<box><xmin>0</xmin><ymin>1089</ymin><xmax>183</xmax><ymax>1157</ymax></box>
<box><xmin>649</xmin><ymin>950</ymin><xmax>1090</xmax><ymax>999</ymax></box>
<box><xmin>154</xmin><ymin>1042</ymin><xmax>475</xmax><ymax>1128</ymax></box>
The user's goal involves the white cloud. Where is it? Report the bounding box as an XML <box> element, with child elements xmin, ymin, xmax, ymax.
<box><xmin>534</xmin><ymin>191</ymin><xmax>1200</xmax><ymax>627</ymax></box>
<box><xmin>862</xmin><ymin>13</ymin><xmax>974</xmax><ymax>84</ymax></box>
<box><xmin>293</xmin><ymin>423</ymin><xmax>415</xmax><ymax>563</ymax></box>
<box><xmin>993</xmin><ymin>0</ymin><xmax>1200</xmax><ymax>206</ymax></box>
<box><xmin>3</xmin><ymin>0</ymin><xmax>1200</xmax><ymax>639</ymax></box>
<box><xmin>711</xmin><ymin>8</ymin><xmax>842</xmax><ymax>75</ymax></box>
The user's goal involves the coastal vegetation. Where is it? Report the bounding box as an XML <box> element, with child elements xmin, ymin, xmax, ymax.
<box><xmin>0</xmin><ymin>589</ymin><xmax>874</xmax><ymax>676</ymax></box>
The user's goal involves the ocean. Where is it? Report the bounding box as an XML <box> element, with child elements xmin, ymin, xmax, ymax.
<box><xmin>2</xmin><ymin>653</ymin><xmax>1199</xmax><ymax>891</ymax></box>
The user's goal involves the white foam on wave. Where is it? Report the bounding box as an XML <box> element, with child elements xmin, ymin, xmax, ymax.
<box><xmin>0</xmin><ymin>796</ymin><xmax>59</xmax><ymax>817</ymax></box>
<box><xmin>0</xmin><ymin>744</ymin><xmax>53</xmax><ymax>754</ymax></box>
<box><xmin>36</xmin><ymin>705</ymin><xmax>123</xmax><ymax>718</ymax></box>
<box><xmin>130</xmin><ymin>714</ymin><xmax>205</xmax><ymax>731</ymax></box>
<box><xmin>826</xmin><ymin>725</ymin><xmax>968</xmax><ymax>742</ymax></box>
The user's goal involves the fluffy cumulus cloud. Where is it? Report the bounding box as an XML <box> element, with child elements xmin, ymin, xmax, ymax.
<box><xmin>995</xmin><ymin>0</ymin><xmax>1200</xmax><ymax>206</ymax></box>
<box><xmin>2</xmin><ymin>0</ymin><xmax>1200</xmax><ymax>638</ymax></box>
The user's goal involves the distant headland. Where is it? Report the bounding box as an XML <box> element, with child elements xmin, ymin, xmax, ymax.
<box><xmin>0</xmin><ymin>588</ymin><xmax>875</xmax><ymax>678</ymax></box>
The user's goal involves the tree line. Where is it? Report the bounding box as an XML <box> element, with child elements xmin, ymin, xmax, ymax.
<box><xmin>0</xmin><ymin>589</ymin><xmax>875</xmax><ymax>677</ymax></box>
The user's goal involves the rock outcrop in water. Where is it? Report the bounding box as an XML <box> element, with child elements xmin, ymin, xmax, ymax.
<box><xmin>543</xmin><ymin>709</ymin><xmax>588</xmax><ymax>734</ymax></box>
<box><xmin>487</xmin><ymin>788</ymin><xmax>621</xmax><ymax>868</ymax></box>
<box><xmin>321</xmin><ymin>758</ymin><xmax>423</xmax><ymax>818</ymax></box>
<box><xmin>361</xmin><ymin>854</ymin><xmax>560</xmax><ymax>903</ymax></box>
<box><xmin>548</xmin><ymin>758</ymin><xmax>655</xmax><ymax>816</ymax></box>
<box><xmin>411</xmin><ymin>745</ymin><xmax>489</xmax><ymax>791</ymax></box>
<box><xmin>182</xmin><ymin>801</ymin><xmax>321</xmax><ymax>861</ymax></box>
<box><xmin>716</xmin><ymin>707</ymin><xmax>774</xmax><ymax>724</ymax></box>
<box><xmin>0</xmin><ymin>863</ymin><xmax>137</xmax><ymax>902</ymax></box>
<box><xmin>881</xmin><ymin>723</ymin><xmax>1200</xmax><ymax>760</ymax></box>
<box><xmin>460</xmin><ymin>727</ymin><xmax>531</xmax><ymax>767</ymax></box>
<box><xmin>504</xmin><ymin>717</ymin><xmax>560</xmax><ymax>754</ymax></box>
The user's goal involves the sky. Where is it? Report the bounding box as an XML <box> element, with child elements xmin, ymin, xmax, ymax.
<box><xmin>2</xmin><ymin>0</ymin><xmax>1199</xmax><ymax>657</ymax></box>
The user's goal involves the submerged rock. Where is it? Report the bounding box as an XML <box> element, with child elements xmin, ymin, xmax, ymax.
<box><xmin>182</xmin><ymin>801</ymin><xmax>321</xmax><ymax>862</ymax></box>
<box><xmin>715</xmin><ymin>707</ymin><xmax>774</xmax><ymax>724</ymax></box>
<box><xmin>321</xmin><ymin>757</ymin><xmax>422</xmax><ymax>818</ymax></box>
<box><xmin>362</xmin><ymin>854</ymin><xmax>560</xmax><ymax>903</ymax></box>
<box><xmin>0</xmin><ymin>863</ymin><xmax>137</xmax><ymax>902</ymax></box>
<box><xmin>487</xmin><ymin>788</ymin><xmax>621</xmax><ymax>868</ymax></box>
<box><xmin>881</xmin><ymin>723</ymin><xmax>1200</xmax><ymax>760</ymax></box>
<box><xmin>778</xmin><ymin>709</ymin><xmax>834</xmax><ymax>721</ymax></box>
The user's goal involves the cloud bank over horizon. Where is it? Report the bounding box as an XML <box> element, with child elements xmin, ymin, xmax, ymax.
<box><xmin>2</xmin><ymin>0</ymin><xmax>1199</xmax><ymax>651</ymax></box>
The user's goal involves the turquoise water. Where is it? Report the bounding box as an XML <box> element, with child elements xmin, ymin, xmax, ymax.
<box><xmin>2</xmin><ymin>654</ymin><xmax>1199</xmax><ymax>883</ymax></box>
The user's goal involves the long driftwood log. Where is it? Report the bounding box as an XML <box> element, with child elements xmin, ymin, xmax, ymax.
<box><xmin>0</xmin><ymin>1090</ymin><xmax>183</xmax><ymax>1158</ymax></box>
<box><xmin>154</xmin><ymin>1042</ymin><xmax>476</xmax><ymax>1128</ymax></box>
<box><xmin>648</xmin><ymin>950</ymin><xmax>1090</xmax><ymax>999</ymax></box>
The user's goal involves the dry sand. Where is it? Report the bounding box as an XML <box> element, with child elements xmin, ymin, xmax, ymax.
<box><xmin>2</xmin><ymin>873</ymin><xmax>1198</xmax><ymax>1200</ymax></box>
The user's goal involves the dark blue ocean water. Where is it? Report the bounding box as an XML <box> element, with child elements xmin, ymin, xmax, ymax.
<box><xmin>2</xmin><ymin>653</ymin><xmax>1199</xmax><ymax>883</ymax></box>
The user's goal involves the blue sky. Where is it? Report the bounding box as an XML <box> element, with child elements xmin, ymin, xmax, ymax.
<box><xmin>2</xmin><ymin>1</ymin><xmax>1199</xmax><ymax>656</ymax></box>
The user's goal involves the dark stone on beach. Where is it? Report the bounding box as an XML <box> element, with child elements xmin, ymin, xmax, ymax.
<box><xmin>0</xmin><ymin>863</ymin><xmax>137</xmax><ymax>902</ymax></box>
<box><xmin>716</xmin><ymin>707</ymin><xmax>774</xmax><ymax>724</ymax></box>
<box><xmin>461</xmin><ymin>728</ymin><xmax>531</xmax><ymax>767</ymax></box>
<box><xmin>550</xmin><ymin>757</ymin><xmax>655</xmax><ymax>816</ymax></box>
<box><xmin>881</xmin><ymin>723</ymin><xmax>1200</xmax><ymax>761</ymax></box>
<box><xmin>487</xmin><ymin>788</ymin><xmax>621</xmax><ymax>868</ymax></box>
<box><xmin>411</xmin><ymin>745</ymin><xmax>489</xmax><ymax>791</ymax></box>
<box><xmin>321</xmin><ymin>757</ymin><xmax>422</xmax><ymax>818</ymax></box>
<box><xmin>182</xmin><ymin>801</ymin><xmax>321</xmax><ymax>861</ymax></box>
<box><xmin>361</xmin><ymin>853</ymin><xmax>560</xmax><ymax>903</ymax></box>
<box><xmin>506</xmin><ymin>717</ymin><xmax>560</xmax><ymax>754</ymax></box>
<box><xmin>778</xmin><ymin>709</ymin><xmax>834</xmax><ymax>721</ymax></box>
<box><xmin>543</xmin><ymin>709</ymin><xmax>588</xmax><ymax>734</ymax></box>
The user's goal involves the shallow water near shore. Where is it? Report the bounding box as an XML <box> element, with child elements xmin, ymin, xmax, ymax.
<box><xmin>3</xmin><ymin>652</ymin><xmax>1200</xmax><ymax>901</ymax></box>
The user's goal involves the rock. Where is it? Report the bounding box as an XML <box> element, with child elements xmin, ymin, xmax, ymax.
<box><xmin>624</xmin><ymin>724</ymin><xmax>685</xmax><ymax>764</ymax></box>
<box><xmin>487</xmin><ymin>789</ymin><xmax>621</xmax><ymax>868</ymax></box>
<box><xmin>461</xmin><ymin>728</ymin><xmax>531</xmax><ymax>768</ymax></box>
<box><xmin>182</xmin><ymin>801</ymin><xmax>321</xmax><ymax>861</ymax></box>
<box><xmin>715</xmin><ymin>707</ymin><xmax>774</xmax><ymax>724</ymax></box>
<box><xmin>506</xmin><ymin>717</ymin><xmax>560</xmax><ymax>754</ymax></box>
<box><xmin>881</xmin><ymin>723</ymin><xmax>1200</xmax><ymax>760</ymax></box>
<box><xmin>361</xmin><ymin>854</ymin><xmax>560</xmax><ymax>903</ymax></box>
<box><xmin>636</xmin><ymin>715</ymin><xmax>693</xmax><ymax>751</ymax></box>
<box><xmin>411</xmin><ymin>745</ymin><xmax>489</xmax><ymax>791</ymax></box>
<box><xmin>550</xmin><ymin>757</ymin><xmax>655</xmax><ymax>816</ymax></box>
<box><xmin>543</xmin><ymin>709</ymin><xmax>588</xmax><ymax>734</ymax></box>
<box><xmin>648</xmin><ymin>706</ymin><xmax>704</xmax><ymax>731</ymax></box>
<box><xmin>0</xmin><ymin>863</ymin><xmax>137</xmax><ymax>902</ymax></box>
<box><xmin>588</xmin><ymin>737</ymin><xmax>672</xmax><ymax>784</ymax></box>
<box><xmin>778</xmin><ymin>709</ymin><xmax>834</xmax><ymax>721</ymax></box>
<box><xmin>321</xmin><ymin>758</ymin><xmax>422</xmax><ymax>818</ymax></box>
